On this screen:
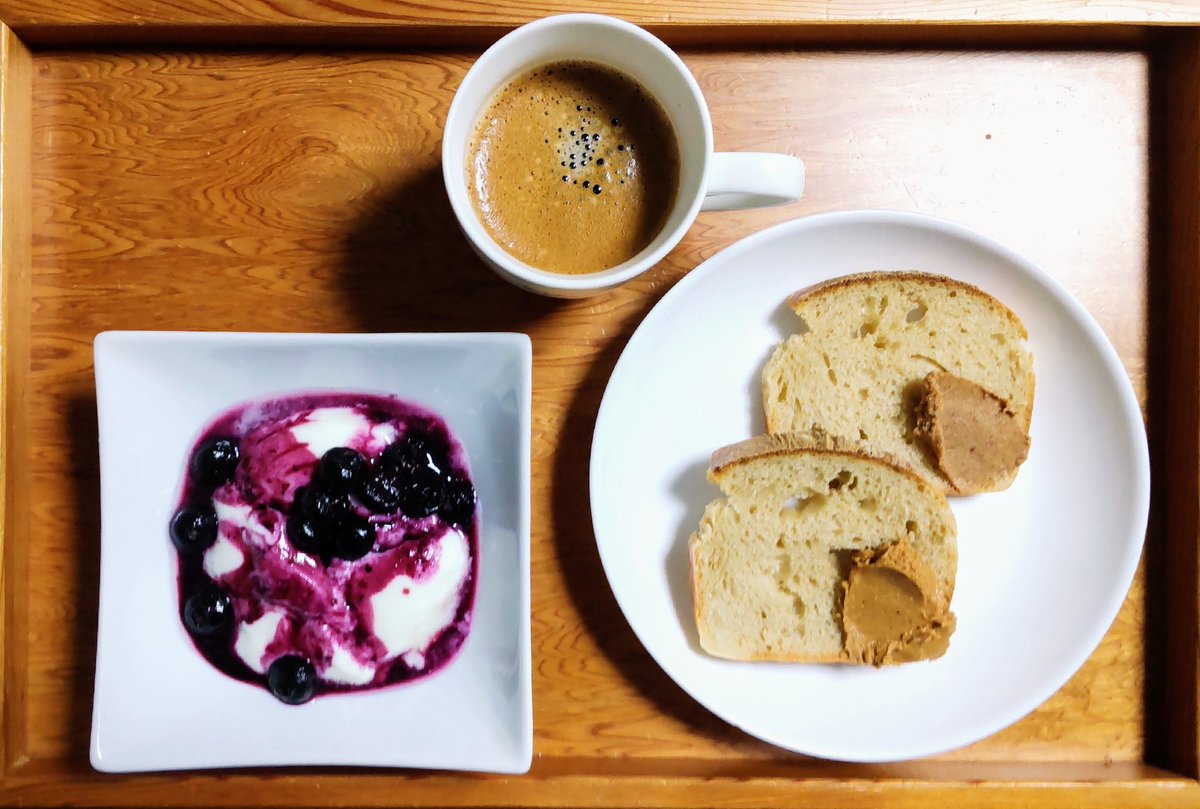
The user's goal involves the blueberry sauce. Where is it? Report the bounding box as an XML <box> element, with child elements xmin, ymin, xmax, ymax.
<box><xmin>171</xmin><ymin>393</ymin><xmax>478</xmax><ymax>704</ymax></box>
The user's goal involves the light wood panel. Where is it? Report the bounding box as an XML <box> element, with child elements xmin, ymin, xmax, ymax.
<box><xmin>0</xmin><ymin>23</ymin><xmax>31</xmax><ymax>775</ymax></box>
<box><xmin>0</xmin><ymin>0</ymin><xmax>1198</xmax><ymax>28</ymax></box>
<box><xmin>1</xmin><ymin>765</ymin><xmax>1199</xmax><ymax>809</ymax></box>
<box><xmin>7</xmin><ymin>41</ymin><xmax>1163</xmax><ymax>808</ymax></box>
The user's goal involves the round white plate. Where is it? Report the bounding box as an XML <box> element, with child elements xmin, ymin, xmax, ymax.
<box><xmin>590</xmin><ymin>210</ymin><xmax>1149</xmax><ymax>762</ymax></box>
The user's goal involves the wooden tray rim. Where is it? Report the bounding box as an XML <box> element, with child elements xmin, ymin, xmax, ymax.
<box><xmin>2</xmin><ymin>14</ymin><xmax>1199</xmax><ymax>808</ymax></box>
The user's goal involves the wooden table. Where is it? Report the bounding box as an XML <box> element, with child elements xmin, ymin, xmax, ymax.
<box><xmin>1</xmin><ymin>1</ymin><xmax>1198</xmax><ymax>806</ymax></box>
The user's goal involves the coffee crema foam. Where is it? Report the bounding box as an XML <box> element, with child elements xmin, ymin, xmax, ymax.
<box><xmin>467</xmin><ymin>61</ymin><xmax>681</xmax><ymax>275</ymax></box>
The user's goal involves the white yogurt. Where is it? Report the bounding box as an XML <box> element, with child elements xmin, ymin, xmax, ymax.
<box><xmin>370</xmin><ymin>528</ymin><xmax>469</xmax><ymax>661</ymax></box>
<box><xmin>289</xmin><ymin>407</ymin><xmax>370</xmax><ymax>458</ymax></box>
<box><xmin>324</xmin><ymin>643</ymin><xmax>377</xmax><ymax>686</ymax></box>
<box><xmin>203</xmin><ymin>535</ymin><xmax>245</xmax><ymax>579</ymax></box>
<box><xmin>234</xmin><ymin>610</ymin><xmax>286</xmax><ymax>675</ymax></box>
<box><xmin>214</xmin><ymin>499</ymin><xmax>274</xmax><ymax>548</ymax></box>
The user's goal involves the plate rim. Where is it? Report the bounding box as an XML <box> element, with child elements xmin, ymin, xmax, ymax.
<box><xmin>588</xmin><ymin>208</ymin><xmax>1151</xmax><ymax>762</ymax></box>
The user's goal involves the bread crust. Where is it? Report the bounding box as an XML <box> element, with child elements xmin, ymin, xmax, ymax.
<box><xmin>687</xmin><ymin>530</ymin><xmax>707</xmax><ymax>649</ymax></box>
<box><xmin>709</xmin><ymin>432</ymin><xmax>943</xmax><ymax>506</ymax></box>
<box><xmin>786</xmin><ymin>270</ymin><xmax>1028</xmax><ymax>341</ymax></box>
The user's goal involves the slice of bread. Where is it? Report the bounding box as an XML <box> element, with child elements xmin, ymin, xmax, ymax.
<box><xmin>762</xmin><ymin>271</ymin><xmax>1034</xmax><ymax>495</ymax></box>
<box><xmin>688</xmin><ymin>433</ymin><xmax>957</xmax><ymax>663</ymax></box>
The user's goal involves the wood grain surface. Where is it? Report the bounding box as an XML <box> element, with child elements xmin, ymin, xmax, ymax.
<box><xmin>0</xmin><ymin>0</ymin><xmax>1198</xmax><ymax>29</ymax></box>
<box><xmin>1</xmin><ymin>37</ymin><xmax>1173</xmax><ymax>808</ymax></box>
<box><xmin>0</xmin><ymin>21</ymin><xmax>30</xmax><ymax>778</ymax></box>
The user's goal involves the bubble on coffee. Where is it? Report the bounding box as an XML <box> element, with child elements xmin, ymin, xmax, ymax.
<box><xmin>466</xmin><ymin>61</ymin><xmax>681</xmax><ymax>275</ymax></box>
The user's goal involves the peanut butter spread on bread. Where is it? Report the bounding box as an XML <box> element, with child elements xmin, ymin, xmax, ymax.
<box><xmin>842</xmin><ymin>538</ymin><xmax>955</xmax><ymax>666</ymax></box>
<box><xmin>914</xmin><ymin>371</ymin><xmax>1030</xmax><ymax>495</ymax></box>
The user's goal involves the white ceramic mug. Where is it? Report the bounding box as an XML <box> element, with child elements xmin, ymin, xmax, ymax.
<box><xmin>442</xmin><ymin>14</ymin><xmax>806</xmax><ymax>297</ymax></box>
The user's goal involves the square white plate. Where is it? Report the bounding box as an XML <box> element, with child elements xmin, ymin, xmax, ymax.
<box><xmin>91</xmin><ymin>331</ymin><xmax>532</xmax><ymax>773</ymax></box>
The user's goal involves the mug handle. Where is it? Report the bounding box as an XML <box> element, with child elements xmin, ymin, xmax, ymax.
<box><xmin>701</xmin><ymin>153</ymin><xmax>806</xmax><ymax>212</ymax></box>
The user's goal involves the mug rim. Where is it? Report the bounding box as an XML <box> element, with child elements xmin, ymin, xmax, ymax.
<box><xmin>442</xmin><ymin>13</ymin><xmax>714</xmax><ymax>295</ymax></box>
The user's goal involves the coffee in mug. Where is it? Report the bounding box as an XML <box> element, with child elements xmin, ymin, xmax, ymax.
<box><xmin>466</xmin><ymin>61</ymin><xmax>681</xmax><ymax>275</ymax></box>
<box><xmin>443</xmin><ymin>14</ymin><xmax>805</xmax><ymax>297</ymax></box>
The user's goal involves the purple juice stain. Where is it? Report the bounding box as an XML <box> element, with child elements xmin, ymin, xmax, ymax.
<box><xmin>171</xmin><ymin>392</ymin><xmax>478</xmax><ymax>704</ymax></box>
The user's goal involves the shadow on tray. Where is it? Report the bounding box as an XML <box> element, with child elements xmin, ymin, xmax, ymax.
<box><xmin>335</xmin><ymin>164</ymin><xmax>563</xmax><ymax>334</ymax></box>
<box><xmin>68</xmin><ymin>393</ymin><xmax>102</xmax><ymax>769</ymax></box>
<box><xmin>551</xmin><ymin>333</ymin><xmax>760</xmax><ymax>745</ymax></box>
<box><xmin>335</xmin><ymin>163</ymin><xmax>782</xmax><ymax>753</ymax></box>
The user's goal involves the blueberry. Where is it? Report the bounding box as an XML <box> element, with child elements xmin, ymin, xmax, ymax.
<box><xmin>334</xmin><ymin>516</ymin><xmax>375</xmax><ymax>561</ymax></box>
<box><xmin>439</xmin><ymin>476</ymin><xmax>477</xmax><ymax>525</ymax></box>
<box><xmin>286</xmin><ymin>511</ymin><xmax>325</xmax><ymax>555</ymax></box>
<box><xmin>357</xmin><ymin>472</ymin><xmax>403</xmax><ymax>513</ymax></box>
<box><xmin>191</xmin><ymin>437</ymin><xmax>239</xmax><ymax>487</ymax></box>
<box><xmin>297</xmin><ymin>484</ymin><xmax>348</xmax><ymax>526</ymax></box>
<box><xmin>267</xmin><ymin>655</ymin><xmax>318</xmax><ymax>705</ymax></box>
<box><xmin>382</xmin><ymin>433</ymin><xmax>447</xmax><ymax>474</ymax></box>
<box><xmin>380</xmin><ymin>441</ymin><xmax>410</xmax><ymax>472</ymax></box>
<box><xmin>400</xmin><ymin>466</ymin><xmax>445</xmax><ymax>519</ymax></box>
<box><xmin>183</xmin><ymin>586</ymin><xmax>233</xmax><ymax>637</ymax></box>
<box><xmin>169</xmin><ymin>506</ymin><xmax>218</xmax><ymax>552</ymax></box>
<box><xmin>319</xmin><ymin>447</ymin><xmax>365</xmax><ymax>493</ymax></box>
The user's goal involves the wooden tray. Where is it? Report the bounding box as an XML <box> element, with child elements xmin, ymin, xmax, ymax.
<box><xmin>1</xmin><ymin>2</ymin><xmax>1198</xmax><ymax>806</ymax></box>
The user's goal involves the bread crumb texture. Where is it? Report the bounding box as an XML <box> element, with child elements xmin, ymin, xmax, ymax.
<box><xmin>762</xmin><ymin>271</ymin><xmax>1033</xmax><ymax>495</ymax></box>
<box><xmin>688</xmin><ymin>434</ymin><xmax>957</xmax><ymax>664</ymax></box>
